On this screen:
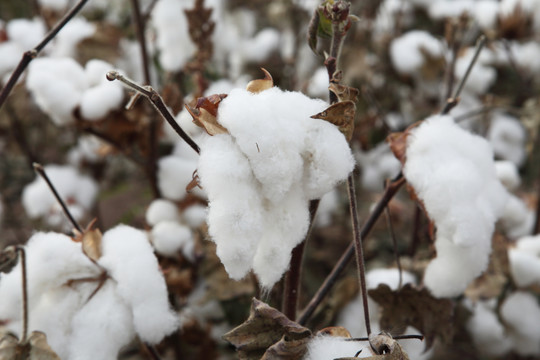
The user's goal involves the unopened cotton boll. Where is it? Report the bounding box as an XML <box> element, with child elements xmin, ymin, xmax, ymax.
<box><xmin>151</xmin><ymin>221</ymin><xmax>193</xmax><ymax>258</ymax></box>
<box><xmin>403</xmin><ymin>115</ymin><xmax>508</xmax><ymax>297</ymax></box>
<box><xmin>146</xmin><ymin>199</ymin><xmax>180</xmax><ymax>226</ymax></box>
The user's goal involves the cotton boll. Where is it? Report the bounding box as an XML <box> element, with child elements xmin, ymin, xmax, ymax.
<box><xmin>85</xmin><ymin>59</ymin><xmax>115</xmax><ymax>86</ymax></box>
<box><xmin>495</xmin><ymin>160</ymin><xmax>521</xmax><ymax>190</ymax></box>
<box><xmin>0</xmin><ymin>42</ymin><xmax>23</xmax><ymax>78</ymax></box>
<box><xmin>465</xmin><ymin>299</ymin><xmax>512</xmax><ymax>357</ymax></box>
<box><xmin>158</xmin><ymin>155</ymin><xmax>198</xmax><ymax>201</ymax></box>
<box><xmin>163</xmin><ymin>107</ymin><xmax>204</xmax><ymax>141</ymax></box>
<box><xmin>307</xmin><ymin>67</ymin><xmax>329</xmax><ymax>100</ymax></box>
<box><xmin>315</xmin><ymin>190</ymin><xmax>339</xmax><ymax>227</ymax></box>
<box><xmin>51</xmin><ymin>17</ymin><xmax>95</xmax><ymax>58</ymax></box>
<box><xmin>38</xmin><ymin>0</ymin><xmax>69</xmax><ymax>11</ymax></box>
<box><xmin>508</xmin><ymin>249</ymin><xmax>540</xmax><ymax>287</ymax></box>
<box><xmin>366</xmin><ymin>268</ymin><xmax>417</xmax><ymax>290</ymax></box>
<box><xmin>68</xmin><ymin>282</ymin><xmax>135</xmax><ymax>360</ymax></box>
<box><xmin>146</xmin><ymin>199</ymin><xmax>180</xmax><ymax>226</ymax></box>
<box><xmin>473</xmin><ymin>1</ymin><xmax>499</xmax><ymax>29</ymax></box>
<box><xmin>303</xmin><ymin>335</ymin><xmax>372</xmax><ymax>360</ymax></box>
<box><xmin>80</xmin><ymin>82</ymin><xmax>124</xmax><ymax>120</ymax></box>
<box><xmin>6</xmin><ymin>18</ymin><xmax>46</xmax><ymax>51</ymax></box>
<box><xmin>98</xmin><ymin>225</ymin><xmax>178</xmax><ymax>343</ymax></box>
<box><xmin>181</xmin><ymin>204</ymin><xmax>207</xmax><ymax>228</ymax></box>
<box><xmin>500</xmin><ymin>194</ymin><xmax>534</xmax><ymax>239</ymax></box>
<box><xmin>240</xmin><ymin>28</ymin><xmax>281</xmax><ymax>63</ymax></box>
<box><xmin>514</xmin><ymin>235</ymin><xmax>540</xmax><ymax>254</ymax></box>
<box><xmin>500</xmin><ymin>292</ymin><xmax>540</xmax><ymax>356</ymax></box>
<box><xmin>356</xmin><ymin>143</ymin><xmax>401</xmax><ymax>192</ymax></box>
<box><xmin>151</xmin><ymin>221</ymin><xmax>193</xmax><ymax>258</ymax></box>
<box><xmin>428</xmin><ymin>0</ymin><xmax>474</xmax><ymax>20</ymax></box>
<box><xmin>67</xmin><ymin>135</ymin><xmax>105</xmax><ymax>166</ymax></box>
<box><xmin>455</xmin><ymin>47</ymin><xmax>496</xmax><ymax>95</ymax></box>
<box><xmin>488</xmin><ymin>113</ymin><xmax>526</xmax><ymax>166</ymax></box>
<box><xmin>389</xmin><ymin>31</ymin><xmax>443</xmax><ymax>75</ymax></box>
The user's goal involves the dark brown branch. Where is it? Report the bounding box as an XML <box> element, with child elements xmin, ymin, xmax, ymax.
<box><xmin>107</xmin><ymin>71</ymin><xmax>200</xmax><ymax>154</ymax></box>
<box><xmin>346</xmin><ymin>334</ymin><xmax>424</xmax><ymax>342</ymax></box>
<box><xmin>17</xmin><ymin>246</ymin><xmax>28</xmax><ymax>343</ymax></box>
<box><xmin>130</xmin><ymin>0</ymin><xmax>152</xmax><ymax>86</ymax></box>
<box><xmin>33</xmin><ymin>162</ymin><xmax>83</xmax><ymax>233</ymax></box>
<box><xmin>298</xmin><ymin>175</ymin><xmax>405</xmax><ymax>326</ymax></box>
<box><xmin>0</xmin><ymin>0</ymin><xmax>90</xmax><ymax>109</ymax></box>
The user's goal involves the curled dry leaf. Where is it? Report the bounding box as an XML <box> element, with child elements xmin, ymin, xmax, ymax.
<box><xmin>185</xmin><ymin>94</ymin><xmax>229</xmax><ymax>136</ymax></box>
<box><xmin>0</xmin><ymin>331</ymin><xmax>60</xmax><ymax>360</ymax></box>
<box><xmin>222</xmin><ymin>298</ymin><xmax>311</xmax><ymax>360</ymax></box>
<box><xmin>386</xmin><ymin>121</ymin><xmax>423</xmax><ymax>165</ymax></box>
<box><xmin>368</xmin><ymin>284</ymin><xmax>454</xmax><ymax>349</ymax></box>
<box><xmin>311</xmin><ymin>100</ymin><xmax>356</xmax><ymax>142</ymax></box>
<box><xmin>246</xmin><ymin>68</ymin><xmax>274</xmax><ymax>94</ymax></box>
<box><xmin>329</xmin><ymin>83</ymin><xmax>359</xmax><ymax>103</ymax></box>
<box><xmin>316</xmin><ymin>326</ymin><xmax>352</xmax><ymax>338</ymax></box>
<box><xmin>72</xmin><ymin>218</ymin><xmax>103</xmax><ymax>263</ymax></box>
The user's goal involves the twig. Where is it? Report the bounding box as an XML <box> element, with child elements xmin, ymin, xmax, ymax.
<box><xmin>346</xmin><ymin>334</ymin><xmax>424</xmax><ymax>342</ymax></box>
<box><xmin>106</xmin><ymin>71</ymin><xmax>200</xmax><ymax>154</ymax></box>
<box><xmin>298</xmin><ymin>175</ymin><xmax>405</xmax><ymax>326</ymax></box>
<box><xmin>130</xmin><ymin>0</ymin><xmax>152</xmax><ymax>86</ymax></box>
<box><xmin>347</xmin><ymin>174</ymin><xmax>371</xmax><ymax>335</ymax></box>
<box><xmin>282</xmin><ymin>199</ymin><xmax>320</xmax><ymax>321</ymax></box>
<box><xmin>0</xmin><ymin>0</ymin><xmax>90</xmax><ymax>109</ymax></box>
<box><xmin>441</xmin><ymin>35</ymin><xmax>487</xmax><ymax>115</ymax></box>
<box><xmin>33</xmin><ymin>162</ymin><xmax>83</xmax><ymax>233</ymax></box>
<box><xmin>17</xmin><ymin>246</ymin><xmax>28</xmax><ymax>343</ymax></box>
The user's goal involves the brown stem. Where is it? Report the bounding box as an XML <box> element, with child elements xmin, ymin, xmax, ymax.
<box><xmin>298</xmin><ymin>175</ymin><xmax>405</xmax><ymax>326</ymax></box>
<box><xmin>282</xmin><ymin>199</ymin><xmax>320</xmax><ymax>320</ymax></box>
<box><xmin>409</xmin><ymin>205</ymin><xmax>422</xmax><ymax>256</ymax></box>
<box><xmin>535</xmin><ymin>178</ymin><xmax>540</xmax><ymax>235</ymax></box>
<box><xmin>0</xmin><ymin>0</ymin><xmax>90</xmax><ymax>109</ymax></box>
<box><xmin>33</xmin><ymin>162</ymin><xmax>83</xmax><ymax>233</ymax></box>
<box><xmin>17</xmin><ymin>246</ymin><xmax>28</xmax><ymax>343</ymax></box>
<box><xmin>347</xmin><ymin>174</ymin><xmax>371</xmax><ymax>335</ymax></box>
<box><xmin>107</xmin><ymin>71</ymin><xmax>200</xmax><ymax>154</ymax></box>
<box><xmin>346</xmin><ymin>334</ymin><xmax>424</xmax><ymax>342</ymax></box>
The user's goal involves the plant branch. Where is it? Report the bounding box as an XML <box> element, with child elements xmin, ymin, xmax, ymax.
<box><xmin>107</xmin><ymin>71</ymin><xmax>201</xmax><ymax>154</ymax></box>
<box><xmin>130</xmin><ymin>0</ymin><xmax>152</xmax><ymax>86</ymax></box>
<box><xmin>298</xmin><ymin>175</ymin><xmax>405</xmax><ymax>326</ymax></box>
<box><xmin>441</xmin><ymin>35</ymin><xmax>486</xmax><ymax>115</ymax></box>
<box><xmin>0</xmin><ymin>0</ymin><xmax>90</xmax><ymax>109</ymax></box>
<box><xmin>33</xmin><ymin>162</ymin><xmax>83</xmax><ymax>233</ymax></box>
<box><xmin>282</xmin><ymin>199</ymin><xmax>320</xmax><ymax>320</ymax></box>
<box><xmin>346</xmin><ymin>334</ymin><xmax>424</xmax><ymax>342</ymax></box>
<box><xmin>347</xmin><ymin>174</ymin><xmax>371</xmax><ymax>335</ymax></box>
<box><xmin>17</xmin><ymin>246</ymin><xmax>28</xmax><ymax>343</ymax></box>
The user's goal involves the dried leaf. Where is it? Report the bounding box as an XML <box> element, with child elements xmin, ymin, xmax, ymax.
<box><xmin>0</xmin><ymin>247</ymin><xmax>18</xmax><ymax>274</ymax></box>
<box><xmin>311</xmin><ymin>100</ymin><xmax>356</xmax><ymax>142</ymax></box>
<box><xmin>368</xmin><ymin>284</ymin><xmax>454</xmax><ymax>349</ymax></box>
<box><xmin>72</xmin><ymin>219</ymin><xmax>103</xmax><ymax>262</ymax></box>
<box><xmin>185</xmin><ymin>94</ymin><xmax>229</xmax><ymax>136</ymax></box>
<box><xmin>223</xmin><ymin>298</ymin><xmax>311</xmax><ymax>360</ymax></box>
<box><xmin>316</xmin><ymin>326</ymin><xmax>352</xmax><ymax>338</ymax></box>
<box><xmin>261</xmin><ymin>334</ymin><xmax>310</xmax><ymax>360</ymax></box>
<box><xmin>329</xmin><ymin>83</ymin><xmax>359</xmax><ymax>103</ymax></box>
<box><xmin>307</xmin><ymin>8</ymin><xmax>320</xmax><ymax>53</ymax></box>
<box><xmin>246</xmin><ymin>68</ymin><xmax>274</xmax><ymax>94</ymax></box>
<box><xmin>0</xmin><ymin>331</ymin><xmax>60</xmax><ymax>360</ymax></box>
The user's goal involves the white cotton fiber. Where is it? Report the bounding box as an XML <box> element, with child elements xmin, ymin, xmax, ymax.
<box><xmin>80</xmin><ymin>82</ymin><xmax>124</xmax><ymax>120</ymax></box>
<box><xmin>495</xmin><ymin>160</ymin><xmax>521</xmax><ymax>190</ymax></box>
<box><xmin>455</xmin><ymin>47</ymin><xmax>496</xmax><ymax>95</ymax></box>
<box><xmin>303</xmin><ymin>335</ymin><xmax>371</xmax><ymax>360</ymax></box>
<box><xmin>151</xmin><ymin>220</ymin><xmax>193</xmax><ymax>258</ymax></box>
<box><xmin>146</xmin><ymin>199</ymin><xmax>180</xmax><ymax>226</ymax></box>
<box><xmin>6</xmin><ymin>18</ymin><xmax>46</xmax><ymax>51</ymax></box>
<box><xmin>38</xmin><ymin>0</ymin><xmax>69</xmax><ymax>11</ymax></box>
<box><xmin>158</xmin><ymin>155</ymin><xmax>198</xmax><ymax>201</ymax></box>
<box><xmin>389</xmin><ymin>30</ymin><xmax>443</xmax><ymax>75</ymax></box>
<box><xmin>98</xmin><ymin>225</ymin><xmax>178</xmax><ymax>343</ymax></box>
<box><xmin>51</xmin><ymin>17</ymin><xmax>95</xmax><ymax>58</ymax></box>
<box><xmin>356</xmin><ymin>143</ymin><xmax>401</xmax><ymax>192</ymax></box>
<box><xmin>198</xmin><ymin>87</ymin><xmax>354</xmax><ymax>288</ymax></box>
<box><xmin>500</xmin><ymin>292</ymin><xmax>540</xmax><ymax>356</ymax></box>
<box><xmin>488</xmin><ymin>113</ymin><xmax>526</xmax><ymax>166</ymax></box>
<box><xmin>509</xmin><ymin>235</ymin><xmax>540</xmax><ymax>286</ymax></box>
<box><xmin>403</xmin><ymin>115</ymin><xmax>508</xmax><ymax>297</ymax></box>
<box><xmin>465</xmin><ymin>299</ymin><xmax>512</xmax><ymax>356</ymax></box>
<box><xmin>181</xmin><ymin>204</ymin><xmax>207</xmax><ymax>228</ymax></box>
<box><xmin>501</xmin><ymin>194</ymin><xmax>534</xmax><ymax>239</ymax></box>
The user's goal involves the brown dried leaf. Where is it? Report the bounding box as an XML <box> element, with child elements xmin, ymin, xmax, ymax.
<box><xmin>186</xmin><ymin>94</ymin><xmax>229</xmax><ymax>136</ymax></box>
<box><xmin>261</xmin><ymin>334</ymin><xmax>310</xmax><ymax>360</ymax></box>
<box><xmin>311</xmin><ymin>101</ymin><xmax>356</xmax><ymax>142</ymax></box>
<box><xmin>72</xmin><ymin>219</ymin><xmax>103</xmax><ymax>262</ymax></box>
<box><xmin>316</xmin><ymin>326</ymin><xmax>352</xmax><ymax>338</ymax></box>
<box><xmin>0</xmin><ymin>247</ymin><xmax>18</xmax><ymax>274</ymax></box>
<box><xmin>246</xmin><ymin>68</ymin><xmax>274</xmax><ymax>94</ymax></box>
<box><xmin>368</xmin><ymin>284</ymin><xmax>454</xmax><ymax>349</ymax></box>
<box><xmin>0</xmin><ymin>331</ymin><xmax>60</xmax><ymax>360</ymax></box>
<box><xmin>329</xmin><ymin>83</ymin><xmax>359</xmax><ymax>103</ymax></box>
<box><xmin>222</xmin><ymin>298</ymin><xmax>311</xmax><ymax>360</ymax></box>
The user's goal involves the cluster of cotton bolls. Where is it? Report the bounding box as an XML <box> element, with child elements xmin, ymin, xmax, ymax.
<box><xmin>401</xmin><ymin>115</ymin><xmax>509</xmax><ymax>298</ymax></box>
<box><xmin>466</xmin><ymin>291</ymin><xmax>540</xmax><ymax>356</ymax></box>
<box><xmin>21</xmin><ymin>164</ymin><xmax>98</xmax><ymax>231</ymax></box>
<box><xmin>197</xmin><ymin>86</ymin><xmax>355</xmax><ymax>289</ymax></box>
<box><xmin>0</xmin><ymin>225</ymin><xmax>178</xmax><ymax>360</ymax></box>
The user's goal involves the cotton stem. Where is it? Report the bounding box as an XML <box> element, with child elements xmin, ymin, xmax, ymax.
<box><xmin>107</xmin><ymin>71</ymin><xmax>200</xmax><ymax>154</ymax></box>
<box><xmin>33</xmin><ymin>162</ymin><xmax>83</xmax><ymax>233</ymax></box>
<box><xmin>0</xmin><ymin>0</ymin><xmax>90</xmax><ymax>109</ymax></box>
<box><xmin>17</xmin><ymin>246</ymin><xmax>28</xmax><ymax>343</ymax></box>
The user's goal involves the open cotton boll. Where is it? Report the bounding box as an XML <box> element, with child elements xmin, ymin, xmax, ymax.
<box><xmin>38</xmin><ymin>0</ymin><xmax>69</xmax><ymax>11</ymax></box>
<box><xmin>389</xmin><ymin>30</ymin><xmax>443</xmax><ymax>75</ymax></box>
<box><xmin>455</xmin><ymin>47</ymin><xmax>496</xmax><ymax>95</ymax></box>
<box><xmin>307</xmin><ymin>67</ymin><xmax>330</xmax><ymax>100</ymax></box>
<box><xmin>465</xmin><ymin>299</ymin><xmax>512</xmax><ymax>357</ymax></box>
<box><xmin>151</xmin><ymin>221</ymin><xmax>194</xmax><ymax>259</ymax></box>
<box><xmin>98</xmin><ymin>225</ymin><xmax>178</xmax><ymax>344</ymax></box>
<box><xmin>50</xmin><ymin>17</ymin><xmax>95</xmax><ymax>58</ymax></box>
<box><xmin>146</xmin><ymin>199</ymin><xmax>180</xmax><ymax>226</ymax></box>
<box><xmin>303</xmin><ymin>335</ymin><xmax>372</xmax><ymax>360</ymax></box>
<box><xmin>239</xmin><ymin>28</ymin><xmax>280</xmax><ymax>63</ymax></box>
<box><xmin>80</xmin><ymin>82</ymin><xmax>124</xmax><ymax>120</ymax></box>
<box><xmin>500</xmin><ymin>292</ymin><xmax>540</xmax><ymax>356</ymax></box>
<box><xmin>500</xmin><ymin>194</ymin><xmax>534</xmax><ymax>239</ymax></box>
<box><xmin>427</xmin><ymin>0</ymin><xmax>474</xmax><ymax>20</ymax></box>
<box><xmin>403</xmin><ymin>115</ymin><xmax>508</xmax><ymax>297</ymax></box>
<box><xmin>26</xmin><ymin>57</ymin><xmax>87</xmax><ymax>125</ymax></box>
<box><xmin>495</xmin><ymin>160</ymin><xmax>521</xmax><ymax>190</ymax></box>
<box><xmin>509</xmin><ymin>235</ymin><xmax>540</xmax><ymax>286</ymax></box>
<box><xmin>373</xmin><ymin>0</ymin><xmax>413</xmax><ymax>39</ymax></box>
<box><xmin>181</xmin><ymin>204</ymin><xmax>207</xmax><ymax>228</ymax></box>
<box><xmin>67</xmin><ymin>135</ymin><xmax>105</xmax><ymax>166</ymax></box>
<box><xmin>157</xmin><ymin>155</ymin><xmax>198</xmax><ymax>201</ymax></box>
<box><xmin>6</xmin><ymin>17</ymin><xmax>46</xmax><ymax>52</ymax></box>
<box><xmin>315</xmin><ymin>190</ymin><xmax>339</xmax><ymax>228</ymax></box>
<box><xmin>487</xmin><ymin>113</ymin><xmax>526</xmax><ymax>166</ymax></box>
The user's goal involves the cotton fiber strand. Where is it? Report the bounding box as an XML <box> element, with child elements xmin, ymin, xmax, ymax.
<box><xmin>198</xmin><ymin>87</ymin><xmax>354</xmax><ymax>288</ymax></box>
<box><xmin>403</xmin><ymin>115</ymin><xmax>508</xmax><ymax>297</ymax></box>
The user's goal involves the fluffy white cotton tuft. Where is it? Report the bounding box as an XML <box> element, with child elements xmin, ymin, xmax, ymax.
<box><xmin>50</xmin><ymin>17</ymin><xmax>95</xmax><ymax>58</ymax></box>
<box><xmin>198</xmin><ymin>87</ymin><xmax>354</xmax><ymax>288</ymax></box>
<box><xmin>465</xmin><ymin>299</ymin><xmax>512</xmax><ymax>356</ymax></box>
<box><xmin>389</xmin><ymin>30</ymin><xmax>443</xmax><ymax>75</ymax></box>
<box><xmin>500</xmin><ymin>292</ymin><xmax>540</xmax><ymax>356</ymax></box>
<box><xmin>488</xmin><ymin>113</ymin><xmax>527</xmax><ymax>166</ymax></box>
<box><xmin>181</xmin><ymin>204</ymin><xmax>207</xmax><ymax>228</ymax></box>
<box><xmin>356</xmin><ymin>143</ymin><xmax>401</xmax><ymax>192</ymax></box>
<box><xmin>151</xmin><ymin>220</ymin><xmax>194</xmax><ymax>259</ymax></box>
<box><xmin>98</xmin><ymin>225</ymin><xmax>179</xmax><ymax>343</ymax></box>
<box><xmin>157</xmin><ymin>154</ymin><xmax>203</xmax><ymax>201</ymax></box>
<box><xmin>403</xmin><ymin>115</ymin><xmax>508</xmax><ymax>297</ymax></box>
<box><xmin>146</xmin><ymin>198</ymin><xmax>180</xmax><ymax>226</ymax></box>
<box><xmin>500</xmin><ymin>194</ymin><xmax>534</xmax><ymax>239</ymax></box>
<box><xmin>455</xmin><ymin>46</ymin><xmax>496</xmax><ymax>95</ymax></box>
<box><xmin>495</xmin><ymin>160</ymin><xmax>521</xmax><ymax>190</ymax></box>
<box><xmin>303</xmin><ymin>336</ymin><xmax>371</xmax><ymax>360</ymax></box>
<box><xmin>508</xmin><ymin>235</ymin><xmax>540</xmax><ymax>287</ymax></box>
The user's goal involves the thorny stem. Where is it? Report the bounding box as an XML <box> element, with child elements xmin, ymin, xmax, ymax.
<box><xmin>298</xmin><ymin>175</ymin><xmax>405</xmax><ymax>326</ymax></box>
<box><xmin>385</xmin><ymin>194</ymin><xmax>402</xmax><ymax>289</ymax></box>
<box><xmin>441</xmin><ymin>35</ymin><xmax>487</xmax><ymax>115</ymax></box>
<box><xmin>282</xmin><ymin>199</ymin><xmax>320</xmax><ymax>321</ymax></box>
<box><xmin>0</xmin><ymin>0</ymin><xmax>90</xmax><ymax>109</ymax></box>
<box><xmin>347</xmin><ymin>174</ymin><xmax>371</xmax><ymax>335</ymax></box>
<box><xmin>106</xmin><ymin>71</ymin><xmax>201</xmax><ymax>154</ymax></box>
<box><xmin>17</xmin><ymin>246</ymin><xmax>28</xmax><ymax>343</ymax></box>
<box><xmin>33</xmin><ymin>162</ymin><xmax>83</xmax><ymax>233</ymax></box>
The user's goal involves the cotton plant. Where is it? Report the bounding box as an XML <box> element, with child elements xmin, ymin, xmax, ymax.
<box><xmin>22</xmin><ymin>164</ymin><xmax>98</xmax><ymax>231</ymax></box>
<box><xmin>0</xmin><ymin>225</ymin><xmax>178</xmax><ymax>359</ymax></box>
<box><xmin>389</xmin><ymin>115</ymin><xmax>509</xmax><ymax>298</ymax></box>
<box><xmin>189</xmin><ymin>71</ymin><xmax>354</xmax><ymax>288</ymax></box>
<box><xmin>487</xmin><ymin>112</ymin><xmax>527</xmax><ymax>167</ymax></box>
<box><xmin>508</xmin><ymin>234</ymin><xmax>540</xmax><ymax>287</ymax></box>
